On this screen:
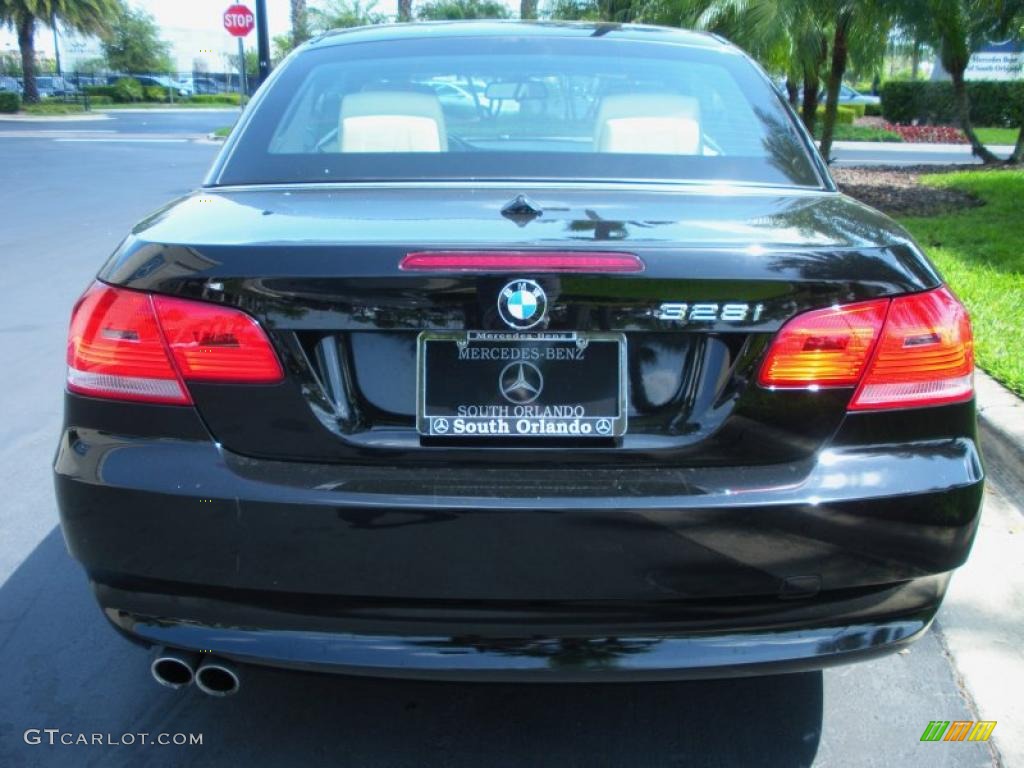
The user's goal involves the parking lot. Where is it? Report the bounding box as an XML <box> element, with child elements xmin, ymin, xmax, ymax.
<box><xmin>0</xmin><ymin>111</ymin><xmax>1016</xmax><ymax>767</ymax></box>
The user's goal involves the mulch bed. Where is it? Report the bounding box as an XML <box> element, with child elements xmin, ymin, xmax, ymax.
<box><xmin>832</xmin><ymin>165</ymin><xmax>987</xmax><ymax>217</ymax></box>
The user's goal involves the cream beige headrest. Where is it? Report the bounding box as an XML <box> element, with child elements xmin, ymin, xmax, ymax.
<box><xmin>595</xmin><ymin>94</ymin><xmax>701</xmax><ymax>154</ymax></box>
<box><xmin>340</xmin><ymin>91</ymin><xmax>448</xmax><ymax>152</ymax></box>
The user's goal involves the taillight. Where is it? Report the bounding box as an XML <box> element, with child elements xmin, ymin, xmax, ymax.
<box><xmin>758</xmin><ymin>286</ymin><xmax>974</xmax><ymax>410</ymax></box>
<box><xmin>758</xmin><ymin>299</ymin><xmax>889</xmax><ymax>388</ymax></box>
<box><xmin>67</xmin><ymin>282</ymin><xmax>283</xmax><ymax>405</ymax></box>
<box><xmin>152</xmin><ymin>296</ymin><xmax>284</xmax><ymax>383</ymax></box>
<box><xmin>68</xmin><ymin>284</ymin><xmax>189</xmax><ymax>404</ymax></box>
<box><xmin>849</xmin><ymin>286</ymin><xmax>973</xmax><ymax>410</ymax></box>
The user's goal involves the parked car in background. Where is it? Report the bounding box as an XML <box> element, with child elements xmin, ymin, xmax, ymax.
<box><xmin>35</xmin><ymin>76</ymin><xmax>78</xmax><ymax>98</ymax></box>
<box><xmin>777</xmin><ymin>79</ymin><xmax>881</xmax><ymax>107</ymax></box>
<box><xmin>191</xmin><ymin>76</ymin><xmax>226</xmax><ymax>95</ymax></box>
<box><xmin>0</xmin><ymin>75</ymin><xmax>19</xmax><ymax>93</ymax></box>
<box><xmin>828</xmin><ymin>84</ymin><xmax>880</xmax><ymax>107</ymax></box>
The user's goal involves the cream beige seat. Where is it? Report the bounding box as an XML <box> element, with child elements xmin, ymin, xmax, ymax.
<box><xmin>339</xmin><ymin>91</ymin><xmax>448</xmax><ymax>152</ymax></box>
<box><xmin>594</xmin><ymin>94</ymin><xmax>701</xmax><ymax>155</ymax></box>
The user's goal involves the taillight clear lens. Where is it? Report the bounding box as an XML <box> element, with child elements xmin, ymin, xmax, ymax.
<box><xmin>849</xmin><ymin>286</ymin><xmax>973</xmax><ymax>410</ymax></box>
<box><xmin>758</xmin><ymin>299</ymin><xmax>889</xmax><ymax>388</ymax></box>
<box><xmin>152</xmin><ymin>296</ymin><xmax>284</xmax><ymax>383</ymax></box>
<box><xmin>67</xmin><ymin>282</ymin><xmax>283</xmax><ymax>405</ymax></box>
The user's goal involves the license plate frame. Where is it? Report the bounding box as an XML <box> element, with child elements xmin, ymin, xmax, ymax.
<box><xmin>416</xmin><ymin>330</ymin><xmax>627</xmax><ymax>439</ymax></box>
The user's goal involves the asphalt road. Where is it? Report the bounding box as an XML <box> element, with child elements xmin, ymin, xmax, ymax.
<box><xmin>0</xmin><ymin>115</ymin><xmax>1009</xmax><ymax>768</ymax></box>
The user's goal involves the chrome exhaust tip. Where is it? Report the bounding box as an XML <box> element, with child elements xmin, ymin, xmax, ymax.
<box><xmin>195</xmin><ymin>658</ymin><xmax>240</xmax><ymax>697</ymax></box>
<box><xmin>150</xmin><ymin>649</ymin><xmax>196</xmax><ymax>690</ymax></box>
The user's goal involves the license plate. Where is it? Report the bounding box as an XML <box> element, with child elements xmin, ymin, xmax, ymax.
<box><xmin>417</xmin><ymin>331</ymin><xmax>627</xmax><ymax>439</ymax></box>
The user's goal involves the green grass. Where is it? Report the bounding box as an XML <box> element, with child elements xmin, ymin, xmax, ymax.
<box><xmin>813</xmin><ymin>123</ymin><xmax>903</xmax><ymax>142</ymax></box>
<box><xmin>100</xmin><ymin>101</ymin><xmax>240</xmax><ymax>110</ymax></box>
<box><xmin>975</xmin><ymin>126</ymin><xmax>1020</xmax><ymax>146</ymax></box>
<box><xmin>213</xmin><ymin>125</ymin><xmax>233</xmax><ymax>137</ymax></box>
<box><xmin>898</xmin><ymin>170</ymin><xmax>1024</xmax><ymax>396</ymax></box>
<box><xmin>21</xmin><ymin>102</ymin><xmax>87</xmax><ymax>115</ymax></box>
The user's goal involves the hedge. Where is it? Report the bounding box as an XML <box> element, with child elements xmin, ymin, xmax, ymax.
<box><xmin>881</xmin><ymin>80</ymin><xmax>1024</xmax><ymax>126</ymax></box>
<box><xmin>85</xmin><ymin>81</ymin><xmax>144</xmax><ymax>103</ymax></box>
<box><xmin>113</xmin><ymin>77</ymin><xmax>143</xmax><ymax>102</ymax></box>
<box><xmin>143</xmin><ymin>85</ymin><xmax>170</xmax><ymax>102</ymax></box>
<box><xmin>189</xmin><ymin>93</ymin><xmax>242</xmax><ymax>105</ymax></box>
<box><xmin>815</xmin><ymin>104</ymin><xmax>858</xmax><ymax>124</ymax></box>
<box><xmin>0</xmin><ymin>91</ymin><xmax>19</xmax><ymax>113</ymax></box>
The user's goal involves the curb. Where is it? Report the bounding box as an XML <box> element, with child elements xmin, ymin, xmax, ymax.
<box><xmin>0</xmin><ymin>113</ymin><xmax>111</xmax><ymax>122</ymax></box>
<box><xmin>975</xmin><ymin>370</ymin><xmax>1024</xmax><ymax>486</ymax></box>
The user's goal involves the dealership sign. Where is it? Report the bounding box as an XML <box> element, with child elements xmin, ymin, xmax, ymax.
<box><xmin>223</xmin><ymin>4</ymin><xmax>255</xmax><ymax>37</ymax></box>
<box><xmin>966</xmin><ymin>39</ymin><xmax>1023</xmax><ymax>81</ymax></box>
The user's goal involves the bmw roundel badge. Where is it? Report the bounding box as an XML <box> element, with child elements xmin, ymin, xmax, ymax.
<box><xmin>498</xmin><ymin>279</ymin><xmax>547</xmax><ymax>330</ymax></box>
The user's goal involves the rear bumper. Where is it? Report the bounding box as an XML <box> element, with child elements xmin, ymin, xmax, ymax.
<box><xmin>55</xmin><ymin>395</ymin><xmax>983</xmax><ymax>680</ymax></box>
<box><xmin>97</xmin><ymin>576</ymin><xmax>944</xmax><ymax>681</ymax></box>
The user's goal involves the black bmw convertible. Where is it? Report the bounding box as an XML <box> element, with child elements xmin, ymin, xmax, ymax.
<box><xmin>54</xmin><ymin>22</ymin><xmax>982</xmax><ymax>695</ymax></box>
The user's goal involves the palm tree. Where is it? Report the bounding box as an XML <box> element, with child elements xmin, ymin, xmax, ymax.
<box><xmin>818</xmin><ymin>1</ymin><xmax>891</xmax><ymax>159</ymax></box>
<box><xmin>398</xmin><ymin>0</ymin><xmax>413</xmax><ymax>21</ymax></box>
<box><xmin>308</xmin><ymin>0</ymin><xmax>385</xmax><ymax>30</ymax></box>
<box><xmin>290</xmin><ymin>0</ymin><xmax>310</xmax><ymax>47</ymax></box>
<box><xmin>924</xmin><ymin>0</ymin><xmax>1003</xmax><ymax>163</ymax></box>
<box><xmin>0</xmin><ymin>0</ymin><xmax>117</xmax><ymax>103</ymax></box>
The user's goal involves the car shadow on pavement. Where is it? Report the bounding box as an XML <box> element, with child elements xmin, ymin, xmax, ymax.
<box><xmin>0</xmin><ymin>529</ymin><xmax>824</xmax><ymax>767</ymax></box>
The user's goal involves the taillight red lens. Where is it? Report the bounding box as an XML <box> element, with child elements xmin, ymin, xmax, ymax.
<box><xmin>758</xmin><ymin>299</ymin><xmax>889</xmax><ymax>388</ymax></box>
<box><xmin>67</xmin><ymin>282</ymin><xmax>283</xmax><ymax>405</ymax></box>
<box><xmin>758</xmin><ymin>286</ymin><xmax>974</xmax><ymax>410</ymax></box>
<box><xmin>849</xmin><ymin>286</ymin><xmax>973</xmax><ymax>410</ymax></box>
<box><xmin>67</xmin><ymin>283</ymin><xmax>190</xmax><ymax>404</ymax></box>
<box><xmin>152</xmin><ymin>296</ymin><xmax>284</xmax><ymax>383</ymax></box>
<box><xmin>400</xmin><ymin>251</ymin><xmax>644</xmax><ymax>273</ymax></box>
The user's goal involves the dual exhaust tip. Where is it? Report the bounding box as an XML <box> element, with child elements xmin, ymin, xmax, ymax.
<box><xmin>150</xmin><ymin>649</ymin><xmax>240</xmax><ymax>697</ymax></box>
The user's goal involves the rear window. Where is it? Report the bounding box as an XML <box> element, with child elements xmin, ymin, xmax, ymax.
<box><xmin>216</xmin><ymin>34</ymin><xmax>822</xmax><ymax>188</ymax></box>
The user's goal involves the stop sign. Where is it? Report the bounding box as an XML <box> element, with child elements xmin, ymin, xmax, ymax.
<box><xmin>223</xmin><ymin>4</ymin><xmax>255</xmax><ymax>37</ymax></box>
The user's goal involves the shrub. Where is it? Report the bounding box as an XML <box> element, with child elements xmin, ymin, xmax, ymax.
<box><xmin>864</xmin><ymin>102</ymin><xmax>882</xmax><ymax>117</ymax></box>
<box><xmin>190</xmin><ymin>93</ymin><xmax>242</xmax><ymax>105</ymax></box>
<box><xmin>881</xmin><ymin>80</ymin><xmax>1024</xmax><ymax>126</ymax></box>
<box><xmin>0</xmin><ymin>91</ymin><xmax>19</xmax><ymax>113</ymax></box>
<box><xmin>143</xmin><ymin>85</ymin><xmax>169</xmax><ymax>102</ymax></box>
<box><xmin>112</xmin><ymin>77</ymin><xmax>143</xmax><ymax>103</ymax></box>
<box><xmin>84</xmin><ymin>84</ymin><xmax>118</xmax><ymax>100</ymax></box>
<box><xmin>87</xmin><ymin>94</ymin><xmax>113</xmax><ymax>105</ymax></box>
<box><xmin>816</xmin><ymin>104</ymin><xmax>857</xmax><ymax>124</ymax></box>
<box><xmin>845</xmin><ymin>103</ymin><xmax>866</xmax><ymax>119</ymax></box>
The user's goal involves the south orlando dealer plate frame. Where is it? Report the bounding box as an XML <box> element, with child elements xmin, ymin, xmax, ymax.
<box><xmin>416</xmin><ymin>330</ymin><xmax>628</xmax><ymax>439</ymax></box>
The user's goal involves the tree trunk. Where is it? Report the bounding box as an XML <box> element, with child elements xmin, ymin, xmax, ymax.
<box><xmin>950</xmin><ymin>67</ymin><xmax>999</xmax><ymax>163</ymax></box>
<box><xmin>800</xmin><ymin>70</ymin><xmax>819</xmax><ymax>133</ymax></box>
<box><xmin>785</xmin><ymin>77</ymin><xmax>799</xmax><ymax>108</ymax></box>
<box><xmin>17</xmin><ymin>15</ymin><xmax>38</xmax><ymax>105</ymax></box>
<box><xmin>398</xmin><ymin>0</ymin><xmax>413</xmax><ymax>22</ymax></box>
<box><xmin>520</xmin><ymin>0</ymin><xmax>538</xmax><ymax>19</ymax></box>
<box><xmin>819</xmin><ymin>18</ymin><xmax>850</xmax><ymax>161</ymax></box>
<box><xmin>290</xmin><ymin>0</ymin><xmax>309</xmax><ymax>47</ymax></box>
<box><xmin>1008</xmin><ymin>123</ymin><xmax>1024</xmax><ymax>164</ymax></box>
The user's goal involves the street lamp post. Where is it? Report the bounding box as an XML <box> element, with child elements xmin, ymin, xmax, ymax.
<box><xmin>255</xmin><ymin>0</ymin><xmax>271</xmax><ymax>85</ymax></box>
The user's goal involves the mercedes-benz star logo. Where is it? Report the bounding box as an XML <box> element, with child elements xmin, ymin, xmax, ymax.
<box><xmin>498</xmin><ymin>279</ymin><xmax>547</xmax><ymax>330</ymax></box>
<box><xmin>499</xmin><ymin>362</ymin><xmax>544</xmax><ymax>404</ymax></box>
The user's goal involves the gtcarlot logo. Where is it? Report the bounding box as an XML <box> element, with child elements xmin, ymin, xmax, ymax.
<box><xmin>24</xmin><ymin>729</ymin><xmax>203</xmax><ymax>747</ymax></box>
